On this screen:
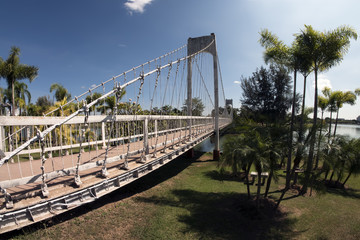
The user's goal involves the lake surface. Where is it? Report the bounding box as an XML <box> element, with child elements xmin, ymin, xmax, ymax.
<box><xmin>333</xmin><ymin>124</ymin><xmax>360</xmax><ymax>139</ymax></box>
<box><xmin>195</xmin><ymin>124</ymin><xmax>360</xmax><ymax>152</ymax></box>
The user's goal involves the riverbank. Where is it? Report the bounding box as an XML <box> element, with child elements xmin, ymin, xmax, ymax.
<box><xmin>5</xmin><ymin>151</ymin><xmax>360</xmax><ymax>240</ymax></box>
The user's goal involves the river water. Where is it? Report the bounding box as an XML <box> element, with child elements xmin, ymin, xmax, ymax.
<box><xmin>195</xmin><ymin>124</ymin><xmax>360</xmax><ymax>152</ymax></box>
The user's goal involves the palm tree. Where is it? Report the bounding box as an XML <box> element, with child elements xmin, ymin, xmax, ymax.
<box><xmin>314</xmin><ymin>95</ymin><xmax>329</xmax><ymax>169</ymax></box>
<box><xmin>263</xmin><ymin>126</ymin><xmax>282</xmax><ymax>198</ymax></box>
<box><xmin>50</xmin><ymin>83</ymin><xmax>71</xmax><ymax>102</ymax></box>
<box><xmin>0</xmin><ymin>87</ymin><xmax>7</xmax><ymax>115</ymax></box>
<box><xmin>219</xmin><ymin>134</ymin><xmax>254</xmax><ymax>199</ymax></box>
<box><xmin>249</xmin><ymin>131</ymin><xmax>271</xmax><ymax>209</ymax></box>
<box><xmin>97</xmin><ymin>89</ymin><xmax>126</xmax><ymax>115</ymax></box>
<box><xmin>14</xmin><ymin>81</ymin><xmax>31</xmax><ymax>115</ymax></box>
<box><xmin>326</xmin><ymin>136</ymin><xmax>348</xmax><ymax>183</ymax></box>
<box><xmin>296</xmin><ymin>25</ymin><xmax>357</xmax><ymax>193</ymax></box>
<box><xmin>342</xmin><ymin>139</ymin><xmax>360</xmax><ymax>186</ymax></box>
<box><xmin>259</xmin><ymin>29</ymin><xmax>303</xmax><ymax>188</ymax></box>
<box><xmin>322</xmin><ymin>87</ymin><xmax>336</xmax><ymax>142</ymax></box>
<box><xmin>85</xmin><ymin>92</ymin><xmax>103</xmax><ymax>115</ymax></box>
<box><xmin>47</xmin><ymin>97</ymin><xmax>76</xmax><ymax>116</ymax></box>
<box><xmin>0</xmin><ymin>46</ymin><xmax>38</xmax><ymax>116</ymax></box>
<box><xmin>332</xmin><ymin>90</ymin><xmax>356</xmax><ymax>138</ymax></box>
<box><xmin>297</xmin><ymin>51</ymin><xmax>313</xmax><ymax>154</ymax></box>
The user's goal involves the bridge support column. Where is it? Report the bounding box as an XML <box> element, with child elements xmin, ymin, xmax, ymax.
<box><xmin>143</xmin><ymin>118</ymin><xmax>149</xmax><ymax>155</ymax></box>
<box><xmin>187</xmin><ymin>33</ymin><xmax>220</xmax><ymax>161</ymax></box>
<box><xmin>212</xmin><ymin>36</ymin><xmax>220</xmax><ymax>161</ymax></box>
<box><xmin>187</xmin><ymin>53</ymin><xmax>192</xmax><ymax>141</ymax></box>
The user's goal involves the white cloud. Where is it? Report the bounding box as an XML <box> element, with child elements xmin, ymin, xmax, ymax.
<box><xmin>313</xmin><ymin>74</ymin><xmax>332</xmax><ymax>91</ymax></box>
<box><xmin>124</xmin><ymin>0</ymin><xmax>154</xmax><ymax>14</ymax></box>
<box><xmin>91</xmin><ymin>84</ymin><xmax>97</xmax><ymax>89</ymax></box>
<box><xmin>233</xmin><ymin>80</ymin><xmax>241</xmax><ymax>84</ymax></box>
<box><xmin>118</xmin><ymin>43</ymin><xmax>127</xmax><ymax>48</ymax></box>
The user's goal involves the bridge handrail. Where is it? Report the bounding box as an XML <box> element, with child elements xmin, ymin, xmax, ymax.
<box><xmin>2</xmin><ymin>121</ymin><xmax>216</xmax><ymax>155</ymax></box>
<box><xmin>0</xmin><ymin>115</ymin><xmax>215</xmax><ymax>126</ymax></box>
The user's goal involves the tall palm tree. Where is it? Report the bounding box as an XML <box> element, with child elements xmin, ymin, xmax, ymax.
<box><xmin>14</xmin><ymin>81</ymin><xmax>31</xmax><ymax>115</ymax></box>
<box><xmin>259</xmin><ymin>29</ymin><xmax>307</xmax><ymax>188</ymax></box>
<box><xmin>0</xmin><ymin>87</ymin><xmax>6</xmax><ymax>115</ymax></box>
<box><xmin>0</xmin><ymin>46</ymin><xmax>38</xmax><ymax>116</ymax></box>
<box><xmin>297</xmin><ymin>52</ymin><xmax>313</xmax><ymax>149</ymax></box>
<box><xmin>296</xmin><ymin>25</ymin><xmax>357</xmax><ymax>193</ymax></box>
<box><xmin>50</xmin><ymin>83</ymin><xmax>71</xmax><ymax>102</ymax></box>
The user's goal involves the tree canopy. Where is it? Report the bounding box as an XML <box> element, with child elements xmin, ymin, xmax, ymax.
<box><xmin>182</xmin><ymin>97</ymin><xmax>205</xmax><ymax>116</ymax></box>
<box><xmin>240</xmin><ymin>65</ymin><xmax>293</xmax><ymax>123</ymax></box>
<box><xmin>0</xmin><ymin>46</ymin><xmax>38</xmax><ymax>116</ymax></box>
<box><xmin>50</xmin><ymin>83</ymin><xmax>71</xmax><ymax>102</ymax></box>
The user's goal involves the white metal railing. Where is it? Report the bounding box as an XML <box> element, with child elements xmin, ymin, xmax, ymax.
<box><xmin>0</xmin><ymin>115</ymin><xmax>230</xmax><ymax>188</ymax></box>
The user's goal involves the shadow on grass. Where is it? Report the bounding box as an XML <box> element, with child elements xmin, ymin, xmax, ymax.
<box><xmin>296</xmin><ymin>175</ymin><xmax>360</xmax><ymax>199</ymax></box>
<box><xmin>326</xmin><ymin>187</ymin><xmax>360</xmax><ymax>199</ymax></box>
<box><xmin>3</xmin><ymin>150</ymin><xmax>204</xmax><ymax>240</ymax></box>
<box><xmin>136</xmin><ymin>189</ymin><xmax>301</xmax><ymax>239</ymax></box>
<box><xmin>204</xmin><ymin>170</ymin><xmax>246</xmax><ymax>182</ymax></box>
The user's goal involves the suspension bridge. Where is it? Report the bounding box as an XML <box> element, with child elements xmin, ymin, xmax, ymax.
<box><xmin>0</xmin><ymin>34</ymin><xmax>232</xmax><ymax>233</ymax></box>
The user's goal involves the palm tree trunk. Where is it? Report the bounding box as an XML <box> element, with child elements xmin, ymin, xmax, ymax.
<box><xmin>292</xmin><ymin>75</ymin><xmax>307</xmax><ymax>179</ymax></box>
<box><xmin>328</xmin><ymin>111</ymin><xmax>333</xmax><ymax>143</ymax></box>
<box><xmin>245</xmin><ymin>163</ymin><xmax>251</xmax><ymax>199</ymax></box>
<box><xmin>264</xmin><ymin>169</ymin><xmax>273</xmax><ymax>198</ymax></box>
<box><xmin>299</xmin><ymin>75</ymin><xmax>307</xmax><ymax>142</ymax></box>
<box><xmin>324</xmin><ymin>168</ymin><xmax>329</xmax><ymax>180</ymax></box>
<box><xmin>276</xmin><ymin>186</ymin><xmax>288</xmax><ymax>209</ymax></box>
<box><xmin>333</xmin><ymin>110</ymin><xmax>340</xmax><ymax>138</ymax></box>
<box><xmin>286</xmin><ymin>70</ymin><xmax>297</xmax><ymax>188</ymax></box>
<box><xmin>329</xmin><ymin>170</ymin><xmax>335</xmax><ymax>182</ymax></box>
<box><xmin>302</xmin><ymin>68</ymin><xmax>318</xmax><ymax>194</ymax></box>
<box><xmin>342</xmin><ymin>171</ymin><xmax>352</xmax><ymax>186</ymax></box>
<box><xmin>315</xmin><ymin>111</ymin><xmax>324</xmax><ymax>169</ymax></box>
<box><xmin>336</xmin><ymin>171</ymin><xmax>342</xmax><ymax>183</ymax></box>
<box><xmin>11</xmin><ymin>79</ymin><xmax>16</xmax><ymax>116</ymax></box>
<box><xmin>256</xmin><ymin>171</ymin><xmax>262</xmax><ymax>209</ymax></box>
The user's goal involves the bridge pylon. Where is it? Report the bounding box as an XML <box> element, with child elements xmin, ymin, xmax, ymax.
<box><xmin>187</xmin><ymin>33</ymin><xmax>220</xmax><ymax>160</ymax></box>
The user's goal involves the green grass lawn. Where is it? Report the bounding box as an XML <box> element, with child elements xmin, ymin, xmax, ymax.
<box><xmin>5</xmin><ymin>151</ymin><xmax>360</xmax><ymax>240</ymax></box>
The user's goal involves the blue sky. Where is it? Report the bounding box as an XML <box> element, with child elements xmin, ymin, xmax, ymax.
<box><xmin>1</xmin><ymin>0</ymin><xmax>360</xmax><ymax>119</ymax></box>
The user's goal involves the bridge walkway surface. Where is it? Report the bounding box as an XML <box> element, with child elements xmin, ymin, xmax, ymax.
<box><xmin>0</xmin><ymin>124</ymin><xmax>220</xmax><ymax>233</ymax></box>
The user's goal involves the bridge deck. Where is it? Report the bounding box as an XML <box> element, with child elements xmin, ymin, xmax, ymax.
<box><xmin>0</xmin><ymin>126</ymin><xmax>215</xmax><ymax>233</ymax></box>
<box><xmin>1</xmin><ymin>128</ymin><xmax>188</xmax><ymax>206</ymax></box>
